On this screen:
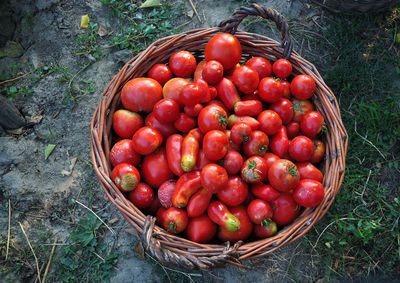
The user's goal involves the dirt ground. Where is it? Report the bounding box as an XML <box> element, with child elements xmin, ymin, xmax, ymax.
<box><xmin>0</xmin><ymin>0</ymin><xmax>372</xmax><ymax>282</ymax></box>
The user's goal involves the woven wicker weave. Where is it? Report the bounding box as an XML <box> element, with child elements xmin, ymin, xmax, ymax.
<box><xmin>312</xmin><ymin>0</ymin><xmax>399</xmax><ymax>14</ymax></box>
<box><xmin>90</xmin><ymin>4</ymin><xmax>348</xmax><ymax>269</ymax></box>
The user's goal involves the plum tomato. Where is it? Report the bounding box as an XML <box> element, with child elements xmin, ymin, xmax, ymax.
<box><xmin>258</xmin><ymin>77</ymin><xmax>284</xmax><ymax>103</ymax></box>
<box><xmin>223</xmin><ymin>150</ymin><xmax>244</xmax><ymax>175</ymax></box>
<box><xmin>132</xmin><ymin>126</ymin><xmax>163</xmax><ymax>155</ymax></box>
<box><xmin>257</xmin><ymin>110</ymin><xmax>283</xmax><ymax>135</ymax></box>
<box><xmin>245</xmin><ymin>57</ymin><xmax>272</xmax><ymax>79</ymax></box>
<box><xmin>309</xmin><ymin>139</ymin><xmax>325</xmax><ymax>164</ymax></box>
<box><xmin>181</xmin><ymin>134</ymin><xmax>199</xmax><ymax>172</ymax></box>
<box><xmin>271</xmin><ymin>193</ymin><xmax>300</xmax><ymax>226</ymax></box>
<box><xmin>111</xmin><ymin>163</ymin><xmax>140</xmax><ymax>192</ymax></box>
<box><xmin>288</xmin><ymin>136</ymin><xmax>314</xmax><ymax>162</ymax></box>
<box><xmin>269</xmin><ymin>127</ymin><xmax>290</xmax><ymax>158</ymax></box>
<box><xmin>163</xmin><ymin>207</ymin><xmax>189</xmax><ymax>234</ymax></box>
<box><xmin>269</xmin><ymin>99</ymin><xmax>294</xmax><ymax>125</ymax></box>
<box><xmin>254</xmin><ymin>219</ymin><xmax>278</xmax><ymax>238</ymax></box>
<box><xmin>169</xmin><ymin>50</ymin><xmax>196</xmax><ymax>77</ymax></box>
<box><xmin>158</xmin><ymin>180</ymin><xmax>177</xmax><ymax>209</ymax></box>
<box><xmin>272</xmin><ymin>59</ymin><xmax>292</xmax><ymax>79</ymax></box>
<box><xmin>228</xmin><ymin>114</ymin><xmax>260</xmax><ymax>131</ymax></box>
<box><xmin>201</xmin><ymin>163</ymin><xmax>229</xmax><ymax>194</ymax></box>
<box><xmin>145</xmin><ymin>112</ymin><xmax>177</xmax><ymax>140</ymax></box>
<box><xmin>247</xmin><ymin>199</ymin><xmax>273</xmax><ymax>225</ymax></box>
<box><xmin>293</xmin><ymin>179</ymin><xmax>325</xmax><ymax>207</ymax></box>
<box><xmin>268</xmin><ymin>159</ymin><xmax>300</xmax><ymax>192</ymax></box>
<box><xmin>121</xmin><ymin>78</ymin><xmax>162</xmax><ymax>112</ymax></box>
<box><xmin>243</xmin><ymin>130</ymin><xmax>269</xmax><ymax>157</ymax></box>
<box><xmin>292</xmin><ymin>99</ymin><xmax>314</xmax><ymax>122</ymax></box>
<box><xmin>186</xmin><ymin>188</ymin><xmax>212</xmax><ymax>218</ymax></box>
<box><xmin>296</xmin><ymin>162</ymin><xmax>323</xmax><ymax>182</ymax></box>
<box><xmin>173</xmin><ymin>113</ymin><xmax>196</xmax><ymax>133</ymax></box>
<box><xmin>203</xmin><ymin>130</ymin><xmax>229</xmax><ymax>161</ymax></box>
<box><xmin>141</xmin><ymin>147</ymin><xmax>174</xmax><ymax>188</ymax></box>
<box><xmin>186</xmin><ymin>215</ymin><xmax>217</xmax><ymax>243</ymax></box>
<box><xmin>287</xmin><ymin>121</ymin><xmax>300</xmax><ymax>139</ymax></box>
<box><xmin>290</xmin><ymin>74</ymin><xmax>316</xmax><ymax>100</ymax></box>
<box><xmin>300</xmin><ymin>111</ymin><xmax>325</xmax><ymax>138</ymax></box>
<box><xmin>217</xmin><ymin>77</ymin><xmax>241</xmax><ymax>111</ymax></box>
<box><xmin>234</xmin><ymin>100</ymin><xmax>263</xmax><ymax>116</ymax></box>
<box><xmin>251</xmin><ymin>183</ymin><xmax>280</xmax><ymax>202</ymax></box>
<box><xmin>217</xmin><ymin>175</ymin><xmax>248</xmax><ymax>206</ymax></box>
<box><xmin>198</xmin><ymin>105</ymin><xmax>228</xmax><ymax>133</ymax></box>
<box><xmin>128</xmin><ymin>182</ymin><xmax>154</xmax><ymax>209</ymax></box>
<box><xmin>110</xmin><ymin>139</ymin><xmax>141</xmax><ymax>167</ymax></box>
<box><xmin>193</xmin><ymin>148</ymin><xmax>212</xmax><ymax>170</ymax></box>
<box><xmin>162</xmin><ymin>78</ymin><xmax>190</xmax><ymax>108</ymax></box>
<box><xmin>172</xmin><ymin>171</ymin><xmax>202</xmax><ymax>208</ymax></box>
<box><xmin>202</xmin><ymin>60</ymin><xmax>224</xmax><ymax>85</ymax></box>
<box><xmin>153</xmin><ymin>98</ymin><xmax>180</xmax><ymax>123</ymax></box>
<box><xmin>232</xmin><ymin>65</ymin><xmax>260</xmax><ymax>94</ymax></box>
<box><xmin>112</xmin><ymin>109</ymin><xmax>144</xmax><ymax>138</ymax></box>
<box><xmin>205</xmin><ymin>33</ymin><xmax>242</xmax><ymax>70</ymax></box>
<box><xmin>207</xmin><ymin>201</ymin><xmax>240</xmax><ymax>232</ymax></box>
<box><xmin>179</xmin><ymin>83</ymin><xmax>203</xmax><ymax>106</ymax></box>
<box><xmin>241</xmin><ymin>156</ymin><xmax>268</xmax><ymax>183</ymax></box>
<box><xmin>218</xmin><ymin>205</ymin><xmax>253</xmax><ymax>242</ymax></box>
<box><xmin>230</xmin><ymin>122</ymin><xmax>252</xmax><ymax>144</ymax></box>
<box><xmin>147</xmin><ymin>64</ymin><xmax>172</xmax><ymax>86</ymax></box>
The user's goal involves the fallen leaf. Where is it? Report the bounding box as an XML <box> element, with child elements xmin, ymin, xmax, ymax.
<box><xmin>186</xmin><ymin>10</ymin><xmax>194</xmax><ymax>18</ymax></box>
<box><xmin>60</xmin><ymin>157</ymin><xmax>78</xmax><ymax>176</ymax></box>
<box><xmin>140</xmin><ymin>0</ymin><xmax>162</xmax><ymax>8</ymax></box>
<box><xmin>44</xmin><ymin>144</ymin><xmax>56</xmax><ymax>160</ymax></box>
<box><xmin>135</xmin><ymin>241</ymin><xmax>145</xmax><ymax>259</ymax></box>
<box><xmin>6</xmin><ymin>127</ymin><xmax>26</xmax><ymax>135</ymax></box>
<box><xmin>29</xmin><ymin>110</ymin><xmax>44</xmax><ymax>124</ymax></box>
<box><xmin>97</xmin><ymin>24</ymin><xmax>109</xmax><ymax>37</ymax></box>
<box><xmin>80</xmin><ymin>15</ymin><xmax>90</xmax><ymax>28</ymax></box>
<box><xmin>108</xmin><ymin>218</ymin><xmax>119</xmax><ymax>224</ymax></box>
<box><xmin>124</xmin><ymin>228</ymin><xmax>139</xmax><ymax>236</ymax></box>
<box><xmin>0</xmin><ymin>41</ymin><xmax>24</xmax><ymax>58</ymax></box>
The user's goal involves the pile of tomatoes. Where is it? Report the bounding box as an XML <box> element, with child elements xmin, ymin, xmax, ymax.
<box><xmin>109</xmin><ymin>33</ymin><xmax>326</xmax><ymax>243</ymax></box>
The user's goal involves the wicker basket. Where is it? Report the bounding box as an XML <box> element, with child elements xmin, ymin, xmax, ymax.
<box><xmin>90</xmin><ymin>4</ymin><xmax>348</xmax><ymax>269</ymax></box>
<box><xmin>311</xmin><ymin>0</ymin><xmax>399</xmax><ymax>14</ymax></box>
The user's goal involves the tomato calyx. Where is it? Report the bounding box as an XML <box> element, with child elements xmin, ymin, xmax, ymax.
<box><xmin>167</xmin><ymin>222</ymin><xmax>177</xmax><ymax>233</ymax></box>
<box><xmin>218</xmin><ymin>112</ymin><xmax>228</xmax><ymax>127</ymax></box>
<box><xmin>260</xmin><ymin>218</ymin><xmax>272</xmax><ymax>227</ymax></box>
<box><xmin>288</xmin><ymin>165</ymin><xmax>299</xmax><ymax>177</ymax></box>
<box><xmin>258</xmin><ymin>145</ymin><xmax>267</xmax><ymax>155</ymax></box>
<box><xmin>243</xmin><ymin>135</ymin><xmax>250</xmax><ymax>143</ymax></box>
<box><xmin>247</xmin><ymin>160</ymin><xmax>256</xmax><ymax>170</ymax></box>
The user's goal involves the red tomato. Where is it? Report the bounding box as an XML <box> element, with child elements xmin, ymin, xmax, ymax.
<box><xmin>186</xmin><ymin>215</ymin><xmax>217</xmax><ymax>243</ymax></box>
<box><xmin>128</xmin><ymin>182</ymin><xmax>154</xmax><ymax>208</ymax></box>
<box><xmin>242</xmin><ymin>90</ymin><xmax>260</xmax><ymax>101</ymax></box>
<box><xmin>234</xmin><ymin>100</ymin><xmax>263</xmax><ymax>116</ymax></box>
<box><xmin>217</xmin><ymin>78</ymin><xmax>241</xmax><ymax>111</ymax></box>
<box><xmin>258</xmin><ymin>77</ymin><xmax>283</xmax><ymax>103</ymax></box>
<box><xmin>184</xmin><ymin>104</ymin><xmax>203</xmax><ymax>118</ymax></box>
<box><xmin>247</xmin><ymin>199</ymin><xmax>273</xmax><ymax>224</ymax></box>
<box><xmin>272</xmin><ymin>59</ymin><xmax>292</xmax><ymax>79</ymax></box>
<box><xmin>241</xmin><ymin>156</ymin><xmax>268</xmax><ymax>183</ymax></box>
<box><xmin>172</xmin><ymin>171</ymin><xmax>202</xmax><ymax>208</ymax></box>
<box><xmin>288</xmin><ymin>136</ymin><xmax>315</xmax><ymax>162</ymax></box>
<box><xmin>203</xmin><ymin>130</ymin><xmax>229</xmax><ymax>161</ymax></box>
<box><xmin>207</xmin><ymin>201</ymin><xmax>240</xmax><ymax>232</ymax></box>
<box><xmin>218</xmin><ymin>205</ymin><xmax>253</xmax><ymax>242</ymax></box>
<box><xmin>269</xmin><ymin>99</ymin><xmax>294</xmax><ymax>125</ymax></box>
<box><xmin>230</xmin><ymin>122</ymin><xmax>252</xmax><ymax>144</ymax></box>
<box><xmin>271</xmin><ymin>193</ymin><xmax>300</xmax><ymax>226</ymax></box>
<box><xmin>292</xmin><ymin>99</ymin><xmax>314</xmax><ymax>122</ymax></box>
<box><xmin>254</xmin><ymin>220</ymin><xmax>277</xmax><ymax>238</ymax></box>
<box><xmin>145</xmin><ymin>112</ymin><xmax>177</xmax><ymax>140</ymax></box>
<box><xmin>181</xmin><ymin>133</ymin><xmax>199</xmax><ymax>172</ymax></box>
<box><xmin>173</xmin><ymin>113</ymin><xmax>196</xmax><ymax>133</ymax></box>
<box><xmin>217</xmin><ymin>176</ymin><xmax>248</xmax><ymax>206</ymax></box>
<box><xmin>169</xmin><ymin>50</ymin><xmax>196</xmax><ymax>77</ymax></box>
<box><xmin>257</xmin><ymin>110</ymin><xmax>283</xmax><ymax>135</ymax></box>
<box><xmin>269</xmin><ymin>127</ymin><xmax>289</xmax><ymax>158</ymax></box>
<box><xmin>179</xmin><ymin>83</ymin><xmax>203</xmax><ymax>106</ymax></box>
<box><xmin>147</xmin><ymin>64</ymin><xmax>172</xmax><ymax>86</ymax></box>
<box><xmin>243</xmin><ymin>130</ymin><xmax>269</xmax><ymax>157</ymax></box>
<box><xmin>281</xmin><ymin>80</ymin><xmax>291</xmax><ymax>99</ymax></box>
<box><xmin>205</xmin><ymin>33</ymin><xmax>242</xmax><ymax>70</ymax></box>
<box><xmin>296</xmin><ymin>162</ymin><xmax>323</xmax><ymax>182</ymax></box>
<box><xmin>198</xmin><ymin>105</ymin><xmax>228</xmax><ymax>133</ymax></box>
<box><xmin>290</xmin><ymin>74</ymin><xmax>316</xmax><ymax>100</ymax></box>
<box><xmin>201</xmin><ymin>163</ymin><xmax>228</xmax><ymax>194</ymax></box>
<box><xmin>186</xmin><ymin>188</ymin><xmax>212</xmax><ymax>218</ymax></box>
<box><xmin>194</xmin><ymin>78</ymin><xmax>211</xmax><ymax>103</ymax></box>
<box><xmin>156</xmin><ymin>207</ymin><xmax>167</xmax><ymax>225</ymax></box>
<box><xmin>262</xmin><ymin>152</ymin><xmax>280</xmax><ymax>174</ymax></box>
<box><xmin>287</xmin><ymin>121</ymin><xmax>300</xmax><ymax>139</ymax></box>
<box><xmin>110</xmin><ymin>139</ymin><xmax>141</xmax><ymax>167</ymax></box>
<box><xmin>144</xmin><ymin>194</ymin><xmax>162</xmax><ymax>216</ymax></box>
<box><xmin>202</xmin><ymin>60</ymin><xmax>224</xmax><ymax>85</ymax></box>
<box><xmin>293</xmin><ymin>179</ymin><xmax>325</xmax><ymax>207</ymax></box>
<box><xmin>121</xmin><ymin>78</ymin><xmax>162</xmax><ymax>112</ymax></box>
<box><xmin>228</xmin><ymin>114</ymin><xmax>260</xmax><ymax>131</ymax></box>
<box><xmin>153</xmin><ymin>98</ymin><xmax>180</xmax><ymax>123</ymax></box>
<box><xmin>194</xmin><ymin>60</ymin><xmax>207</xmax><ymax>80</ymax></box>
<box><xmin>208</xmin><ymin>86</ymin><xmax>218</xmax><ymax>99</ymax></box>
<box><xmin>251</xmin><ymin>183</ymin><xmax>280</xmax><ymax>202</ymax></box>
<box><xmin>141</xmin><ymin>147</ymin><xmax>174</xmax><ymax>188</ymax></box>
<box><xmin>268</xmin><ymin>159</ymin><xmax>300</xmax><ymax>192</ymax></box>
<box><xmin>166</xmin><ymin>134</ymin><xmax>184</xmax><ymax>176</ymax></box>
<box><xmin>111</xmin><ymin>163</ymin><xmax>140</xmax><ymax>192</ymax></box>
<box><xmin>232</xmin><ymin>65</ymin><xmax>259</xmax><ymax>94</ymax></box>
<box><xmin>162</xmin><ymin>78</ymin><xmax>189</xmax><ymax>107</ymax></box>
<box><xmin>223</xmin><ymin>150</ymin><xmax>244</xmax><ymax>175</ymax></box>
<box><xmin>225</xmin><ymin>130</ymin><xmax>242</xmax><ymax>152</ymax></box>
<box><xmin>193</xmin><ymin>149</ymin><xmax>212</xmax><ymax>170</ymax></box>
<box><xmin>113</xmin><ymin>109</ymin><xmax>144</xmax><ymax>138</ymax></box>
<box><xmin>310</xmin><ymin>139</ymin><xmax>325</xmax><ymax>164</ymax></box>
<box><xmin>300</xmin><ymin>111</ymin><xmax>325</xmax><ymax>138</ymax></box>
<box><xmin>158</xmin><ymin>180</ymin><xmax>177</xmax><ymax>208</ymax></box>
<box><xmin>163</xmin><ymin>207</ymin><xmax>189</xmax><ymax>234</ymax></box>
<box><xmin>245</xmin><ymin>57</ymin><xmax>272</xmax><ymax>79</ymax></box>
<box><xmin>132</xmin><ymin>126</ymin><xmax>163</xmax><ymax>155</ymax></box>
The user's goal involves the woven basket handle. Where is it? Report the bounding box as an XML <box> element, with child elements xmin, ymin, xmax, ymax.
<box><xmin>219</xmin><ymin>3</ymin><xmax>293</xmax><ymax>59</ymax></box>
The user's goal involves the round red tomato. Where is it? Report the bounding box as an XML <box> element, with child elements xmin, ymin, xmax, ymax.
<box><xmin>121</xmin><ymin>78</ymin><xmax>162</xmax><ymax>112</ymax></box>
<box><xmin>111</xmin><ymin>163</ymin><xmax>140</xmax><ymax>192</ymax></box>
<box><xmin>223</xmin><ymin>150</ymin><xmax>244</xmax><ymax>175</ymax></box>
<box><xmin>288</xmin><ymin>136</ymin><xmax>314</xmax><ymax>162</ymax></box>
<box><xmin>271</xmin><ymin>193</ymin><xmax>300</xmax><ymax>226</ymax></box>
<box><xmin>112</xmin><ymin>109</ymin><xmax>144</xmax><ymax>138</ymax></box>
<box><xmin>243</xmin><ymin>130</ymin><xmax>269</xmax><ymax>157</ymax></box>
<box><xmin>218</xmin><ymin>205</ymin><xmax>253</xmax><ymax>242</ymax></box>
<box><xmin>247</xmin><ymin>199</ymin><xmax>273</xmax><ymax>224</ymax></box>
<box><xmin>147</xmin><ymin>64</ymin><xmax>172</xmax><ymax>86</ymax></box>
<box><xmin>281</xmin><ymin>80</ymin><xmax>291</xmax><ymax>99</ymax></box>
<box><xmin>141</xmin><ymin>147</ymin><xmax>174</xmax><ymax>188</ymax></box>
<box><xmin>202</xmin><ymin>60</ymin><xmax>224</xmax><ymax>85</ymax></box>
<box><xmin>262</xmin><ymin>152</ymin><xmax>280</xmax><ymax>174</ymax></box>
<box><xmin>201</xmin><ymin>163</ymin><xmax>228</xmax><ymax>194</ymax></box>
<box><xmin>309</xmin><ymin>139</ymin><xmax>325</xmax><ymax>164</ymax></box>
<box><xmin>158</xmin><ymin>180</ymin><xmax>177</xmax><ymax>209</ymax></box>
<box><xmin>300</xmin><ymin>111</ymin><xmax>324</xmax><ymax>138</ymax></box>
<box><xmin>153</xmin><ymin>98</ymin><xmax>180</xmax><ymax>123</ymax></box>
<box><xmin>241</xmin><ymin>156</ymin><xmax>268</xmax><ymax>183</ymax></box>
<box><xmin>184</xmin><ymin>104</ymin><xmax>203</xmax><ymax>118</ymax></box>
<box><xmin>290</xmin><ymin>74</ymin><xmax>316</xmax><ymax>100</ymax></box>
<box><xmin>232</xmin><ymin>65</ymin><xmax>259</xmax><ymax>94</ymax></box>
<box><xmin>186</xmin><ymin>215</ymin><xmax>217</xmax><ymax>243</ymax></box>
<box><xmin>225</xmin><ymin>129</ymin><xmax>242</xmax><ymax>152</ymax></box>
<box><xmin>296</xmin><ymin>162</ymin><xmax>323</xmax><ymax>182</ymax></box>
<box><xmin>110</xmin><ymin>139</ymin><xmax>141</xmax><ymax>167</ymax></box>
<box><xmin>173</xmin><ymin>113</ymin><xmax>196</xmax><ymax>133</ymax></box>
<box><xmin>194</xmin><ymin>61</ymin><xmax>207</xmax><ymax>80</ymax></box>
<box><xmin>205</xmin><ymin>33</ymin><xmax>242</xmax><ymax>70</ymax></box>
<box><xmin>198</xmin><ymin>105</ymin><xmax>228</xmax><ymax>133</ymax></box>
<box><xmin>162</xmin><ymin>78</ymin><xmax>189</xmax><ymax>107</ymax></box>
<box><xmin>292</xmin><ymin>99</ymin><xmax>314</xmax><ymax>122</ymax></box>
<box><xmin>217</xmin><ymin>176</ymin><xmax>248</xmax><ymax>206</ymax></box>
<box><xmin>145</xmin><ymin>113</ymin><xmax>177</xmax><ymax>140</ymax></box>
<box><xmin>268</xmin><ymin>159</ymin><xmax>300</xmax><ymax>192</ymax></box>
<box><xmin>128</xmin><ymin>182</ymin><xmax>154</xmax><ymax>208</ymax></box>
<box><xmin>179</xmin><ymin>83</ymin><xmax>203</xmax><ymax>106</ymax></box>
<box><xmin>230</xmin><ymin>122</ymin><xmax>252</xmax><ymax>144</ymax></box>
<box><xmin>272</xmin><ymin>59</ymin><xmax>292</xmax><ymax>79</ymax></box>
<box><xmin>269</xmin><ymin>99</ymin><xmax>294</xmax><ymax>125</ymax></box>
<box><xmin>258</xmin><ymin>77</ymin><xmax>284</xmax><ymax>103</ymax></box>
<box><xmin>169</xmin><ymin>50</ymin><xmax>196</xmax><ymax>77</ymax></box>
<box><xmin>162</xmin><ymin>207</ymin><xmax>188</xmax><ymax>234</ymax></box>
<box><xmin>257</xmin><ymin>110</ymin><xmax>283</xmax><ymax>135</ymax></box>
<box><xmin>286</xmin><ymin>121</ymin><xmax>300</xmax><ymax>139</ymax></box>
<box><xmin>254</xmin><ymin>220</ymin><xmax>277</xmax><ymax>238</ymax></box>
<box><xmin>245</xmin><ymin>57</ymin><xmax>272</xmax><ymax>79</ymax></box>
<box><xmin>293</xmin><ymin>179</ymin><xmax>325</xmax><ymax>207</ymax></box>
<box><xmin>132</xmin><ymin>126</ymin><xmax>163</xmax><ymax>155</ymax></box>
<box><xmin>203</xmin><ymin>130</ymin><xmax>229</xmax><ymax>161</ymax></box>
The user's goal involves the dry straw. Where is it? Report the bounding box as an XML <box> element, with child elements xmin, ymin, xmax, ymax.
<box><xmin>90</xmin><ymin>4</ymin><xmax>348</xmax><ymax>269</ymax></box>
